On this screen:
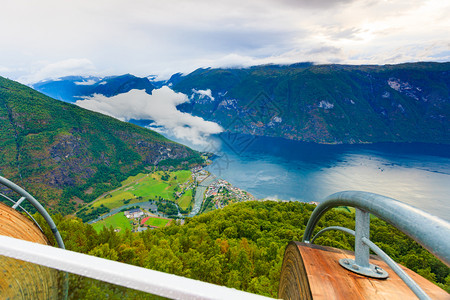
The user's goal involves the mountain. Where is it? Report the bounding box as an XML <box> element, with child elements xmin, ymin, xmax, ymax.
<box><xmin>30</xmin><ymin>62</ymin><xmax>450</xmax><ymax>145</ymax></box>
<box><xmin>32</xmin><ymin>74</ymin><xmax>155</xmax><ymax>103</ymax></box>
<box><xmin>171</xmin><ymin>62</ymin><xmax>450</xmax><ymax>144</ymax></box>
<box><xmin>0</xmin><ymin>76</ymin><xmax>202</xmax><ymax>214</ymax></box>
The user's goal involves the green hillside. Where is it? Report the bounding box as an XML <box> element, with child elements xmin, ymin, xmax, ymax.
<box><xmin>0</xmin><ymin>76</ymin><xmax>202</xmax><ymax>214</ymax></box>
<box><xmin>173</xmin><ymin>62</ymin><xmax>450</xmax><ymax>144</ymax></box>
<box><xmin>37</xmin><ymin>201</ymin><xmax>449</xmax><ymax>298</ymax></box>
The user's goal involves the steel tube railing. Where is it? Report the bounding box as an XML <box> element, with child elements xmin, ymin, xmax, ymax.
<box><xmin>310</xmin><ymin>226</ymin><xmax>430</xmax><ymax>299</ymax></box>
<box><xmin>0</xmin><ymin>192</ymin><xmax>44</xmax><ymax>232</ymax></box>
<box><xmin>302</xmin><ymin>191</ymin><xmax>450</xmax><ymax>300</ymax></box>
<box><xmin>0</xmin><ymin>176</ymin><xmax>65</xmax><ymax>249</ymax></box>
<box><xmin>311</xmin><ymin>225</ymin><xmax>355</xmax><ymax>243</ymax></box>
<box><xmin>362</xmin><ymin>237</ymin><xmax>430</xmax><ymax>299</ymax></box>
<box><xmin>303</xmin><ymin>191</ymin><xmax>450</xmax><ymax>266</ymax></box>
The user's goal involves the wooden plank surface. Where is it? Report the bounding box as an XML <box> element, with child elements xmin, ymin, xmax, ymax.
<box><xmin>0</xmin><ymin>203</ymin><xmax>59</xmax><ymax>299</ymax></box>
<box><xmin>0</xmin><ymin>202</ymin><xmax>49</xmax><ymax>244</ymax></box>
<box><xmin>295</xmin><ymin>242</ymin><xmax>449</xmax><ymax>300</ymax></box>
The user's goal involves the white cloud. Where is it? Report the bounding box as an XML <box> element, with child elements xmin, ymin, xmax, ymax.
<box><xmin>74</xmin><ymin>79</ymin><xmax>98</xmax><ymax>85</ymax></box>
<box><xmin>75</xmin><ymin>87</ymin><xmax>223</xmax><ymax>146</ymax></box>
<box><xmin>192</xmin><ymin>89</ymin><xmax>214</xmax><ymax>101</ymax></box>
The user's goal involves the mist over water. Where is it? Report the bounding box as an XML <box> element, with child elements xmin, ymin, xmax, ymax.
<box><xmin>199</xmin><ymin>134</ymin><xmax>450</xmax><ymax>222</ymax></box>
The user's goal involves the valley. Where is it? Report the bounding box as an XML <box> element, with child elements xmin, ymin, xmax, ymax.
<box><xmin>1</xmin><ymin>64</ymin><xmax>449</xmax><ymax>298</ymax></box>
<box><xmin>1</xmin><ymin>1</ymin><xmax>449</xmax><ymax>298</ymax></box>
<box><xmin>78</xmin><ymin>167</ymin><xmax>256</xmax><ymax>232</ymax></box>
<box><xmin>0</xmin><ymin>76</ymin><xmax>202</xmax><ymax>215</ymax></box>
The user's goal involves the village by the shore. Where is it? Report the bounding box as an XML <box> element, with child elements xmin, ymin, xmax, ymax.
<box><xmin>116</xmin><ymin>166</ymin><xmax>256</xmax><ymax>232</ymax></box>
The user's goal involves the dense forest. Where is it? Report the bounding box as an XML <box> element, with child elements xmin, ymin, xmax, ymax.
<box><xmin>35</xmin><ymin>201</ymin><xmax>449</xmax><ymax>298</ymax></box>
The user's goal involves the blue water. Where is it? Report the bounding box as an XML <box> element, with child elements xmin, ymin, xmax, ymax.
<box><xmin>199</xmin><ymin>134</ymin><xmax>450</xmax><ymax>222</ymax></box>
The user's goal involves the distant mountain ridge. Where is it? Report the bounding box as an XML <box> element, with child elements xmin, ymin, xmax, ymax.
<box><xmin>32</xmin><ymin>74</ymin><xmax>155</xmax><ymax>102</ymax></box>
<box><xmin>171</xmin><ymin>62</ymin><xmax>450</xmax><ymax>144</ymax></box>
<box><xmin>31</xmin><ymin>62</ymin><xmax>450</xmax><ymax>144</ymax></box>
<box><xmin>0</xmin><ymin>76</ymin><xmax>201</xmax><ymax>214</ymax></box>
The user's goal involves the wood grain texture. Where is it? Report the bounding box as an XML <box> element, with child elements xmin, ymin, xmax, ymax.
<box><xmin>279</xmin><ymin>241</ymin><xmax>313</xmax><ymax>300</ymax></box>
<box><xmin>279</xmin><ymin>242</ymin><xmax>449</xmax><ymax>300</ymax></box>
<box><xmin>0</xmin><ymin>203</ymin><xmax>60</xmax><ymax>299</ymax></box>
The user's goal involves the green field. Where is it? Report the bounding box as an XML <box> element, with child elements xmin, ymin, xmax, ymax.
<box><xmin>177</xmin><ymin>189</ymin><xmax>193</xmax><ymax>210</ymax></box>
<box><xmin>145</xmin><ymin>217</ymin><xmax>170</xmax><ymax>227</ymax></box>
<box><xmin>121</xmin><ymin>173</ymin><xmax>147</xmax><ymax>186</ymax></box>
<box><xmin>92</xmin><ymin>213</ymin><xmax>132</xmax><ymax>233</ymax></box>
<box><xmin>79</xmin><ymin>170</ymin><xmax>194</xmax><ymax>216</ymax></box>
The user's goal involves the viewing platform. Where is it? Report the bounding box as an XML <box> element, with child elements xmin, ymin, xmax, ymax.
<box><xmin>0</xmin><ymin>176</ymin><xmax>449</xmax><ymax>299</ymax></box>
<box><xmin>279</xmin><ymin>191</ymin><xmax>450</xmax><ymax>300</ymax></box>
<box><xmin>279</xmin><ymin>242</ymin><xmax>448</xmax><ymax>299</ymax></box>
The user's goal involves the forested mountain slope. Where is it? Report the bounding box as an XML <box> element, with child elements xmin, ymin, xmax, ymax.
<box><xmin>38</xmin><ymin>201</ymin><xmax>449</xmax><ymax>298</ymax></box>
<box><xmin>172</xmin><ymin>62</ymin><xmax>450</xmax><ymax>144</ymax></box>
<box><xmin>0</xmin><ymin>76</ymin><xmax>201</xmax><ymax>214</ymax></box>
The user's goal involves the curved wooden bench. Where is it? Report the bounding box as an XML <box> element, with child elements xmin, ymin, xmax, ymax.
<box><xmin>0</xmin><ymin>202</ymin><xmax>60</xmax><ymax>299</ymax></box>
<box><xmin>279</xmin><ymin>242</ymin><xmax>449</xmax><ymax>300</ymax></box>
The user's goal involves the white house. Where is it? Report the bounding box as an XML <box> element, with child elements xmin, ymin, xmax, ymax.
<box><xmin>124</xmin><ymin>208</ymin><xmax>144</xmax><ymax>219</ymax></box>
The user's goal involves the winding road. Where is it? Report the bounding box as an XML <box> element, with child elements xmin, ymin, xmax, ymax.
<box><xmin>188</xmin><ymin>175</ymin><xmax>218</xmax><ymax>217</ymax></box>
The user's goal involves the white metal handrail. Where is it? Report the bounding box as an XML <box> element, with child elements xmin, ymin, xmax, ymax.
<box><xmin>0</xmin><ymin>235</ymin><xmax>273</xmax><ymax>300</ymax></box>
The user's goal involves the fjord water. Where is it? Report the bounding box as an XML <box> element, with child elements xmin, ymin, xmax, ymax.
<box><xmin>204</xmin><ymin>135</ymin><xmax>450</xmax><ymax>222</ymax></box>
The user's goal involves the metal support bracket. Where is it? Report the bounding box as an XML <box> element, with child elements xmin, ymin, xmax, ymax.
<box><xmin>339</xmin><ymin>258</ymin><xmax>388</xmax><ymax>279</ymax></box>
<box><xmin>339</xmin><ymin>208</ymin><xmax>389</xmax><ymax>278</ymax></box>
<box><xmin>302</xmin><ymin>191</ymin><xmax>446</xmax><ymax>299</ymax></box>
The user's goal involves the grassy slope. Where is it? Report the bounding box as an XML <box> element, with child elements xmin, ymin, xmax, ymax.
<box><xmin>177</xmin><ymin>189</ymin><xmax>193</xmax><ymax>210</ymax></box>
<box><xmin>92</xmin><ymin>213</ymin><xmax>132</xmax><ymax>232</ymax></box>
<box><xmin>81</xmin><ymin>170</ymin><xmax>193</xmax><ymax>215</ymax></box>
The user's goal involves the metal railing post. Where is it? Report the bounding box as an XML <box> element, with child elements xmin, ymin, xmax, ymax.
<box><xmin>338</xmin><ymin>208</ymin><xmax>388</xmax><ymax>278</ymax></box>
<box><xmin>12</xmin><ymin>196</ymin><xmax>26</xmax><ymax>209</ymax></box>
<box><xmin>303</xmin><ymin>191</ymin><xmax>450</xmax><ymax>267</ymax></box>
<box><xmin>355</xmin><ymin>208</ymin><xmax>370</xmax><ymax>268</ymax></box>
<box><xmin>302</xmin><ymin>191</ymin><xmax>450</xmax><ymax>299</ymax></box>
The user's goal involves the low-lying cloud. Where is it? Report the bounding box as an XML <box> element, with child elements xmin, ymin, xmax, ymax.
<box><xmin>74</xmin><ymin>79</ymin><xmax>97</xmax><ymax>85</ymax></box>
<box><xmin>191</xmin><ymin>88</ymin><xmax>214</xmax><ymax>101</ymax></box>
<box><xmin>75</xmin><ymin>87</ymin><xmax>223</xmax><ymax>146</ymax></box>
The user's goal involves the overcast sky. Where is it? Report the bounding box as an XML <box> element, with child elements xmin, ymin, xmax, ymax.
<box><xmin>1</xmin><ymin>0</ymin><xmax>449</xmax><ymax>83</ymax></box>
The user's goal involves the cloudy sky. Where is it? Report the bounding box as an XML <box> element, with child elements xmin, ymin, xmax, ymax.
<box><xmin>0</xmin><ymin>0</ymin><xmax>449</xmax><ymax>83</ymax></box>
